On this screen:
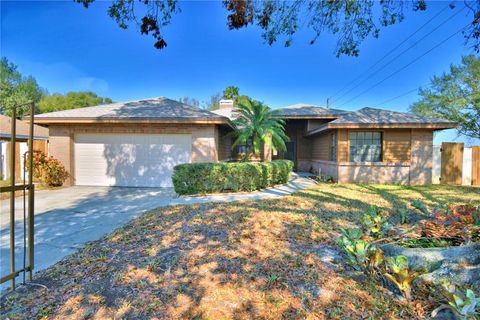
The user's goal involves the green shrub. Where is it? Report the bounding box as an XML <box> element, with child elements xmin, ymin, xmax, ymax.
<box><xmin>172</xmin><ymin>160</ymin><xmax>293</xmax><ymax>195</ymax></box>
<box><xmin>30</xmin><ymin>151</ymin><xmax>69</xmax><ymax>187</ymax></box>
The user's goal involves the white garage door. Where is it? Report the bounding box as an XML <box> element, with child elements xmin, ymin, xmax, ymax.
<box><xmin>74</xmin><ymin>133</ymin><xmax>191</xmax><ymax>187</ymax></box>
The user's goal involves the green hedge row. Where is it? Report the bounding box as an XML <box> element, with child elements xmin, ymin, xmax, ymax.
<box><xmin>172</xmin><ymin>160</ymin><xmax>294</xmax><ymax>195</ymax></box>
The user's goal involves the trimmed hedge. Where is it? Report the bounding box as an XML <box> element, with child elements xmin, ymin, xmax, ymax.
<box><xmin>172</xmin><ymin>160</ymin><xmax>294</xmax><ymax>195</ymax></box>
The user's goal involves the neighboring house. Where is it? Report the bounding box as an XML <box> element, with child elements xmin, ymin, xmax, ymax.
<box><xmin>33</xmin><ymin>97</ymin><xmax>456</xmax><ymax>187</ymax></box>
<box><xmin>0</xmin><ymin>115</ymin><xmax>49</xmax><ymax>180</ymax></box>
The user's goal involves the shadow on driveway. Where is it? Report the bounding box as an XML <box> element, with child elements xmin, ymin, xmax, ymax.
<box><xmin>0</xmin><ymin>175</ymin><xmax>316</xmax><ymax>291</ymax></box>
<box><xmin>0</xmin><ymin>186</ymin><xmax>175</xmax><ymax>290</ymax></box>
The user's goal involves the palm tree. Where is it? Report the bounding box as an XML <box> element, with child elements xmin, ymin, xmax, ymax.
<box><xmin>231</xmin><ymin>98</ymin><xmax>289</xmax><ymax>161</ymax></box>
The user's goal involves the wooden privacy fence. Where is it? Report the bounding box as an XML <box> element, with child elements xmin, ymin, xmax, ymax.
<box><xmin>473</xmin><ymin>146</ymin><xmax>480</xmax><ymax>186</ymax></box>
<box><xmin>432</xmin><ymin>143</ymin><xmax>480</xmax><ymax>186</ymax></box>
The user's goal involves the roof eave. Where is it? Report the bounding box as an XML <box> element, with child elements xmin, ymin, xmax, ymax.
<box><xmin>277</xmin><ymin>115</ymin><xmax>340</xmax><ymax>120</ymax></box>
<box><xmin>327</xmin><ymin>122</ymin><xmax>458</xmax><ymax>129</ymax></box>
<box><xmin>34</xmin><ymin>117</ymin><xmax>230</xmax><ymax>125</ymax></box>
<box><xmin>0</xmin><ymin>134</ymin><xmax>49</xmax><ymax>141</ymax></box>
<box><xmin>305</xmin><ymin>122</ymin><xmax>458</xmax><ymax>137</ymax></box>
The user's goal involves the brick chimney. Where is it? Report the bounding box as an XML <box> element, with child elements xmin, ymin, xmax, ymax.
<box><xmin>219</xmin><ymin>99</ymin><xmax>234</xmax><ymax>110</ymax></box>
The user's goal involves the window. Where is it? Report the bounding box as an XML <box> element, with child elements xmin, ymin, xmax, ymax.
<box><xmin>236</xmin><ymin>139</ymin><xmax>252</xmax><ymax>155</ymax></box>
<box><xmin>236</xmin><ymin>144</ymin><xmax>250</xmax><ymax>155</ymax></box>
<box><xmin>349</xmin><ymin>131</ymin><xmax>382</xmax><ymax>162</ymax></box>
<box><xmin>331</xmin><ymin>132</ymin><xmax>336</xmax><ymax>161</ymax></box>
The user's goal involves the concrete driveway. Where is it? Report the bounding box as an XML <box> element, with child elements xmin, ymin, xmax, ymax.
<box><xmin>1</xmin><ymin>174</ymin><xmax>316</xmax><ymax>290</ymax></box>
<box><xmin>0</xmin><ymin>186</ymin><xmax>178</xmax><ymax>290</ymax></box>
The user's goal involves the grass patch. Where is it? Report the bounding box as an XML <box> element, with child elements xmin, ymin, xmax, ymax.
<box><xmin>0</xmin><ymin>180</ymin><xmax>63</xmax><ymax>200</ymax></box>
<box><xmin>1</xmin><ymin>183</ymin><xmax>479</xmax><ymax>319</ymax></box>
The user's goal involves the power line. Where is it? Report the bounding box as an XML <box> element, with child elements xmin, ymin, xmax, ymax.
<box><xmin>333</xmin><ymin>5</ymin><xmax>466</xmax><ymax>105</ymax></box>
<box><xmin>372</xmin><ymin>87</ymin><xmax>421</xmax><ymax>108</ymax></box>
<box><xmin>330</xmin><ymin>3</ymin><xmax>452</xmax><ymax>100</ymax></box>
<box><xmin>338</xmin><ymin>24</ymin><xmax>468</xmax><ymax>108</ymax></box>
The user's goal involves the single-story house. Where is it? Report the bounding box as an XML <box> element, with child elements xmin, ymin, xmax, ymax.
<box><xmin>0</xmin><ymin>114</ymin><xmax>49</xmax><ymax>180</ymax></box>
<box><xmin>33</xmin><ymin>97</ymin><xmax>456</xmax><ymax>187</ymax></box>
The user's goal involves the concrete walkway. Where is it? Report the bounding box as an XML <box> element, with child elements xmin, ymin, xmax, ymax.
<box><xmin>0</xmin><ymin>174</ymin><xmax>316</xmax><ymax>290</ymax></box>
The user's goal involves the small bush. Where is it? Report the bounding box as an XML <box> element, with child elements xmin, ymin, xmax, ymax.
<box><xmin>172</xmin><ymin>160</ymin><xmax>293</xmax><ymax>195</ymax></box>
<box><xmin>29</xmin><ymin>151</ymin><xmax>69</xmax><ymax>187</ymax></box>
<box><xmin>311</xmin><ymin>174</ymin><xmax>334</xmax><ymax>183</ymax></box>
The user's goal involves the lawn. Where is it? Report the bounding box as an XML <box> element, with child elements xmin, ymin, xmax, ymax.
<box><xmin>0</xmin><ymin>180</ymin><xmax>25</xmax><ymax>200</ymax></box>
<box><xmin>2</xmin><ymin>184</ymin><xmax>480</xmax><ymax>319</ymax></box>
<box><xmin>0</xmin><ymin>180</ymin><xmax>62</xmax><ymax>200</ymax></box>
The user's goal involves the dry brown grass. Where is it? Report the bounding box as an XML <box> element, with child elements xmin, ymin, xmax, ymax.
<box><xmin>0</xmin><ymin>180</ymin><xmax>61</xmax><ymax>200</ymax></box>
<box><xmin>2</xmin><ymin>183</ymin><xmax>479</xmax><ymax>319</ymax></box>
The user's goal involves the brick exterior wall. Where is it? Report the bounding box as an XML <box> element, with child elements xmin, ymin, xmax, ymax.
<box><xmin>297</xmin><ymin>160</ymin><xmax>312</xmax><ymax>172</ymax></box>
<box><xmin>309</xmin><ymin>128</ymin><xmax>435</xmax><ymax>185</ymax></box>
<box><xmin>311</xmin><ymin>160</ymin><xmax>338</xmax><ymax>180</ymax></box>
<box><xmin>48</xmin><ymin>126</ymin><xmax>74</xmax><ymax>185</ymax></box>
<box><xmin>409</xmin><ymin>129</ymin><xmax>433</xmax><ymax>185</ymax></box>
<box><xmin>337</xmin><ymin>162</ymin><xmax>410</xmax><ymax>184</ymax></box>
<box><xmin>48</xmin><ymin>123</ymin><xmax>220</xmax><ymax>186</ymax></box>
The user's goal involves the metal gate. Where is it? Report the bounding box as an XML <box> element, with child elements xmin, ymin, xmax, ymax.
<box><xmin>0</xmin><ymin>102</ymin><xmax>35</xmax><ymax>291</ymax></box>
<box><xmin>440</xmin><ymin>142</ymin><xmax>464</xmax><ymax>185</ymax></box>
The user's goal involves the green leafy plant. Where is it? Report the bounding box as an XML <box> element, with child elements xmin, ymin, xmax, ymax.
<box><xmin>410</xmin><ymin>55</ymin><xmax>480</xmax><ymax>140</ymax></box>
<box><xmin>29</xmin><ymin>151</ymin><xmax>69</xmax><ymax>187</ymax></box>
<box><xmin>311</xmin><ymin>174</ymin><xmax>334</xmax><ymax>183</ymax></box>
<box><xmin>397</xmin><ymin>208</ymin><xmax>408</xmax><ymax>224</ymax></box>
<box><xmin>230</xmin><ymin>98</ymin><xmax>289</xmax><ymax>161</ymax></box>
<box><xmin>365</xmin><ymin>247</ymin><xmax>384</xmax><ymax>275</ymax></box>
<box><xmin>147</xmin><ymin>258</ymin><xmax>161</xmax><ymax>272</ymax></box>
<box><xmin>340</xmin><ymin>228</ymin><xmax>363</xmax><ymax>242</ymax></box>
<box><xmin>172</xmin><ymin>160</ymin><xmax>293</xmax><ymax>195</ymax></box>
<box><xmin>399</xmin><ymin>238</ymin><xmax>451</xmax><ymax>248</ymax></box>
<box><xmin>338</xmin><ymin>234</ymin><xmax>383</xmax><ymax>274</ymax></box>
<box><xmin>384</xmin><ymin>255</ymin><xmax>423</xmax><ymax>300</ymax></box>
<box><xmin>361</xmin><ymin>205</ymin><xmax>388</xmax><ymax>237</ymax></box>
<box><xmin>338</xmin><ymin>237</ymin><xmax>371</xmax><ymax>270</ymax></box>
<box><xmin>432</xmin><ymin>283</ymin><xmax>479</xmax><ymax>320</ymax></box>
<box><xmin>411</xmin><ymin>200</ymin><xmax>429</xmax><ymax>215</ymax></box>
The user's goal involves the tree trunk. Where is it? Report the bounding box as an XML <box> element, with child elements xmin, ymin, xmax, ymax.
<box><xmin>261</xmin><ymin>133</ymin><xmax>272</xmax><ymax>162</ymax></box>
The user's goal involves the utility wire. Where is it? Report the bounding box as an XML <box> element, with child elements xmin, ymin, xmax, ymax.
<box><xmin>330</xmin><ymin>3</ymin><xmax>452</xmax><ymax>100</ymax></box>
<box><xmin>338</xmin><ymin>24</ymin><xmax>468</xmax><ymax>108</ymax></box>
<box><xmin>372</xmin><ymin>87</ymin><xmax>421</xmax><ymax>108</ymax></box>
<box><xmin>333</xmin><ymin>5</ymin><xmax>465</xmax><ymax>105</ymax></box>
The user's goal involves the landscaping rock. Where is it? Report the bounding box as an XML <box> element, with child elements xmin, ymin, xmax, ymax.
<box><xmin>379</xmin><ymin>242</ymin><xmax>480</xmax><ymax>287</ymax></box>
<box><xmin>315</xmin><ymin>246</ymin><xmax>344</xmax><ymax>271</ymax></box>
<box><xmin>420</xmin><ymin>264</ymin><xmax>480</xmax><ymax>287</ymax></box>
<box><xmin>379</xmin><ymin>243</ymin><xmax>480</xmax><ymax>271</ymax></box>
<box><xmin>432</xmin><ymin>308</ymin><xmax>456</xmax><ymax>320</ymax></box>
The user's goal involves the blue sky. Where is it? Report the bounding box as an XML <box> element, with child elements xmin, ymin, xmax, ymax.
<box><xmin>1</xmin><ymin>0</ymin><xmax>478</xmax><ymax>145</ymax></box>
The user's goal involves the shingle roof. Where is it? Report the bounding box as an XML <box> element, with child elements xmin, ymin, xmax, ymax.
<box><xmin>329</xmin><ymin>107</ymin><xmax>457</xmax><ymax>126</ymax></box>
<box><xmin>212</xmin><ymin>103</ymin><xmax>349</xmax><ymax>121</ymax></box>
<box><xmin>276</xmin><ymin>103</ymin><xmax>348</xmax><ymax>118</ymax></box>
<box><xmin>0</xmin><ymin>115</ymin><xmax>49</xmax><ymax>140</ymax></box>
<box><xmin>34</xmin><ymin>97</ymin><xmax>229</xmax><ymax>123</ymax></box>
<box><xmin>211</xmin><ymin>107</ymin><xmax>236</xmax><ymax>120</ymax></box>
<box><xmin>302</xmin><ymin>106</ymin><xmax>457</xmax><ymax>136</ymax></box>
